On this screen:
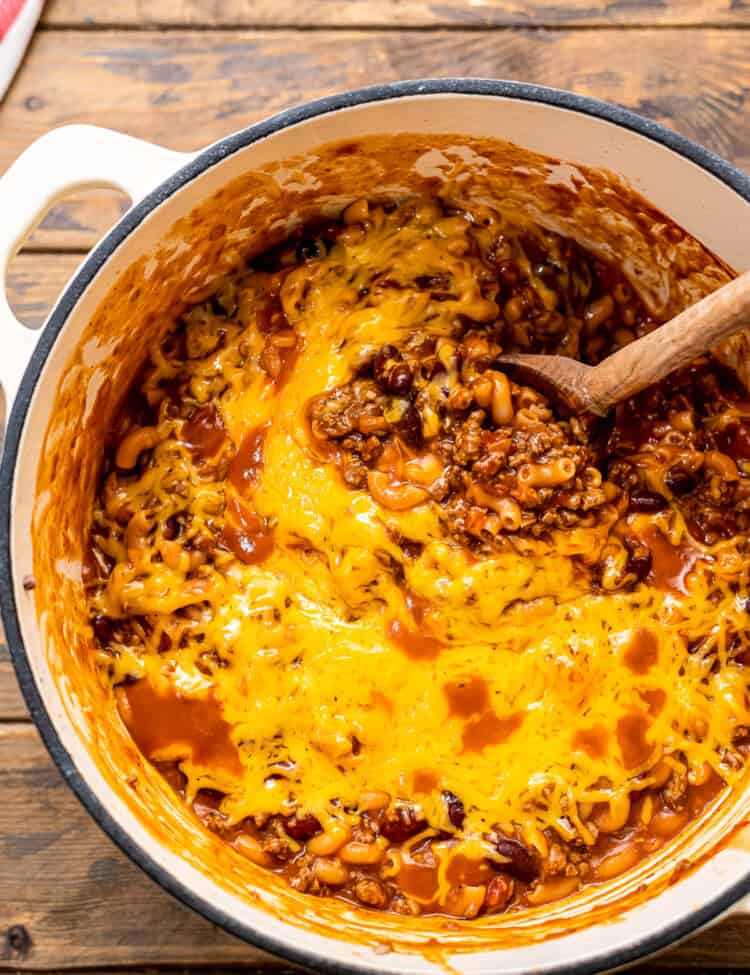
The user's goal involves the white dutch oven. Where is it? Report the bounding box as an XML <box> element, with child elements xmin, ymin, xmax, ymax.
<box><xmin>2</xmin><ymin>80</ymin><xmax>750</xmax><ymax>975</ymax></box>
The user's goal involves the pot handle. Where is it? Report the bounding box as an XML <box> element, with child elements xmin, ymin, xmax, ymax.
<box><xmin>0</xmin><ymin>124</ymin><xmax>194</xmax><ymax>412</ymax></box>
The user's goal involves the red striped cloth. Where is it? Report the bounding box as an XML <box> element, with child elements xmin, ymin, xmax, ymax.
<box><xmin>0</xmin><ymin>0</ymin><xmax>43</xmax><ymax>99</ymax></box>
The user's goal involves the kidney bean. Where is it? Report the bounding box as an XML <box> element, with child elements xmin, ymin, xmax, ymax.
<box><xmin>379</xmin><ymin>804</ymin><xmax>427</xmax><ymax>843</ymax></box>
<box><xmin>627</xmin><ymin>490</ymin><xmax>666</xmax><ymax>513</ymax></box>
<box><xmin>385</xmin><ymin>363</ymin><xmax>414</xmax><ymax>395</ymax></box>
<box><xmin>182</xmin><ymin>404</ymin><xmax>226</xmax><ymax>460</ymax></box>
<box><xmin>665</xmin><ymin>467</ymin><xmax>697</xmax><ymax>496</ymax></box>
<box><xmin>282</xmin><ymin>812</ymin><xmax>323</xmax><ymax>841</ymax></box>
<box><xmin>374</xmin><ymin>345</ymin><xmax>400</xmax><ymax>383</ymax></box>
<box><xmin>443</xmin><ymin>790</ymin><xmax>466</xmax><ymax>829</ymax></box>
<box><xmin>164</xmin><ymin>513</ymin><xmax>185</xmax><ymax>540</ymax></box>
<box><xmin>374</xmin><ymin>346</ymin><xmax>414</xmax><ymax>395</ymax></box>
<box><xmin>396</xmin><ymin>403</ymin><xmax>424</xmax><ymax>448</ymax></box>
<box><xmin>493</xmin><ymin>837</ymin><xmax>540</xmax><ymax>883</ymax></box>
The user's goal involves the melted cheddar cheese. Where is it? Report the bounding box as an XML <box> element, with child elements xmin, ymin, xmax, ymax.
<box><xmin>89</xmin><ymin>197</ymin><xmax>750</xmax><ymax>895</ymax></box>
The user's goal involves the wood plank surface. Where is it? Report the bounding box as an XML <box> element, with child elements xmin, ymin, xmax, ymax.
<box><xmin>0</xmin><ymin>254</ymin><xmax>85</xmax><ymax>722</ymax></box>
<box><xmin>0</xmin><ymin>642</ymin><xmax>26</xmax><ymax>723</ymax></box>
<box><xmin>0</xmin><ymin>725</ymin><xmax>265</xmax><ymax>969</ymax></box>
<box><xmin>39</xmin><ymin>0</ymin><xmax>750</xmax><ymax>29</ymax></box>
<box><xmin>2</xmin><ymin>28</ymin><xmax>750</xmax><ymax>252</ymax></box>
<box><xmin>6</xmin><ymin>252</ymin><xmax>84</xmax><ymax>330</ymax></box>
<box><xmin>0</xmin><ymin>723</ymin><xmax>747</xmax><ymax>971</ymax></box>
<box><xmin>3</xmin><ymin>9</ymin><xmax>750</xmax><ymax>972</ymax></box>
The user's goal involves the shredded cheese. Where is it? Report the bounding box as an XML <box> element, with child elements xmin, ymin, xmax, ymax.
<box><xmin>90</xmin><ymin>198</ymin><xmax>750</xmax><ymax>851</ymax></box>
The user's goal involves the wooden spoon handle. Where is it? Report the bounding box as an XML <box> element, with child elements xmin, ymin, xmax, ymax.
<box><xmin>584</xmin><ymin>268</ymin><xmax>750</xmax><ymax>414</ymax></box>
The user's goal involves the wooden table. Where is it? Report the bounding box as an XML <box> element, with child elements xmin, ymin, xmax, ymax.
<box><xmin>2</xmin><ymin>1</ymin><xmax>750</xmax><ymax>972</ymax></box>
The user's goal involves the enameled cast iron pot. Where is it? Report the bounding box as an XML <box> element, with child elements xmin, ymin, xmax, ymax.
<box><xmin>2</xmin><ymin>79</ymin><xmax>750</xmax><ymax>975</ymax></box>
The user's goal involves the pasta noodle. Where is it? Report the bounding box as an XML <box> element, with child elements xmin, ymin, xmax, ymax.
<box><xmin>85</xmin><ymin>195</ymin><xmax>750</xmax><ymax>919</ymax></box>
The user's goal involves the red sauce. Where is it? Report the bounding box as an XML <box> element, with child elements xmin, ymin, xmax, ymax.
<box><xmin>388</xmin><ymin>590</ymin><xmax>445</xmax><ymax>660</ymax></box>
<box><xmin>220</xmin><ymin>497</ymin><xmax>275</xmax><ymax>564</ymax></box>
<box><xmin>617</xmin><ymin>713</ymin><xmax>652</xmax><ymax>769</ymax></box>
<box><xmin>117</xmin><ymin>678</ymin><xmax>242</xmax><ymax>775</ymax></box>
<box><xmin>443</xmin><ymin>677</ymin><xmax>491</xmax><ymax>718</ymax></box>
<box><xmin>624</xmin><ymin>629</ymin><xmax>659</xmax><ymax>675</ymax></box>
<box><xmin>387</xmin><ymin>619</ymin><xmax>445</xmax><ymax>661</ymax></box>
<box><xmin>462</xmin><ymin>711</ymin><xmax>524</xmax><ymax>754</ymax></box>
<box><xmin>413</xmin><ymin>769</ymin><xmax>440</xmax><ymax>793</ymax></box>
<box><xmin>404</xmin><ymin>588</ymin><xmax>431</xmax><ymax>626</ymax></box>
<box><xmin>273</xmin><ymin>331</ymin><xmax>299</xmax><ymax>390</ymax></box>
<box><xmin>182</xmin><ymin>404</ymin><xmax>226</xmax><ymax>460</ymax></box>
<box><xmin>572</xmin><ymin>725</ymin><xmax>609</xmax><ymax>759</ymax></box>
<box><xmin>398</xmin><ymin>856</ymin><xmax>439</xmax><ymax>903</ymax></box>
<box><xmin>642</xmin><ymin>526</ymin><xmax>697</xmax><ymax>595</ymax></box>
<box><xmin>639</xmin><ymin>688</ymin><xmax>667</xmax><ymax>716</ymax></box>
<box><xmin>445</xmin><ymin>853</ymin><xmax>494</xmax><ymax>886</ymax></box>
<box><xmin>370</xmin><ymin>690</ymin><xmax>393</xmax><ymax>714</ymax></box>
<box><xmin>228</xmin><ymin>423</ymin><xmax>269</xmax><ymax>493</ymax></box>
<box><xmin>257</xmin><ymin>293</ymin><xmax>288</xmax><ymax>333</ymax></box>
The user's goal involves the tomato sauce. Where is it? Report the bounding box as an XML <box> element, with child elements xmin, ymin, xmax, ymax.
<box><xmin>573</xmin><ymin>725</ymin><xmax>609</xmax><ymax>759</ymax></box>
<box><xmin>117</xmin><ymin>678</ymin><xmax>242</xmax><ymax>776</ymax></box>
<box><xmin>398</xmin><ymin>855</ymin><xmax>440</xmax><ymax>903</ymax></box>
<box><xmin>228</xmin><ymin>423</ymin><xmax>269</xmax><ymax>493</ymax></box>
<box><xmin>624</xmin><ymin>629</ymin><xmax>659</xmax><ymax>675</ymax></box>
<box><xmin>462</xmin><ymin>711</ymin><xmax>524</xmax><ymax>754</ymax></box>
<box><xmin>220</xmin><ymin>497</ymin><xmax>275</xmax><ymax>564</ymax></box>
<box><xmin>443</xmin><ymin>677</ymin><xmax>491</xmax><ymax>718</ymax></box>
<box><xmin>642</xmin><ymin>526</ymin><xmax>698</xmax><ymax>595</ymax></box>
<box><xmin>182</xmin><ymin>404</ymin><xmax>226</xmax><ymax>459</ymax></box>
<box><xmin>387</xmin><ymin>619</ymin><xmax>445</xmax><ymax>661</ymax></box>
<box><xmin>413</xmin><ymin>769</ymin><xmax>440</xmax><ymax>793</ymax></box>
<box><xmin>617</xmin><ymin>713</ymin><xmax>653</xmax><ymax>769</ymax></box>
<box><xmin>639</xmin><ymin>688</ymin><xmax>667</xmax><ymax>716</ymax></box>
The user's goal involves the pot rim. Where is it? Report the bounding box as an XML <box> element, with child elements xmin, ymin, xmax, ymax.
<box><xmin>3</xmin><ymin>78</ymin><xmax>750</xmax><ymax>975</ymax></box>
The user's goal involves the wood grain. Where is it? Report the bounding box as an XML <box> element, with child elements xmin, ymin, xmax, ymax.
<box><xmin>0</xmin><ymin>255</ymin><xmax>86</xmax><ymax>723</ymax></box>
<box><xmin>6</xmin><ymin>252</ymin><xmax>84</xmax><ymax>329</ymax></box>
<box><xmin>0</xmin><ymin>725</ymin><xmax>265</xmax><ymax>969</ymax></box>
<box><xmin>0</xmin><ymin>643</ymin><xmax>26</xmax><ymax>723</ymax></box>
<box><xmin>40</xmin><ymin>0</ymin><xmax>750</xmax><ymax>28</ymax></box>
<box><xmin>3</xmin><ymin>16</ymin><xmax>750</xmax><ymax>972</ymax></box>
<box><xmin>0</xmin><ymin>724</ymin><xmax>747</xmax><ymax>971</ymax></box>
<box><xmin>24</xmin><ymin>191</ymin><xmax>129</xmax><ymax>253</ymax></box>
<box><xmin>3</xmin><ymin>28</ymin><xmax>750</xmax><ymax>252</ymax></box>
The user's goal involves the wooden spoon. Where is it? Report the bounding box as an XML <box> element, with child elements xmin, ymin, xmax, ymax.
<box><xmin>496</xmin><ymin>269</ymin><xmax>750</xmax><ymax>416</ymax></box>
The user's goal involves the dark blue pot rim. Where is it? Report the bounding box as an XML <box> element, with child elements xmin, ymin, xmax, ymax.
<box><xmin>2</xmin><ymin>79</ymin><xmax>750</xmax><ymax>975</ymax></box>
